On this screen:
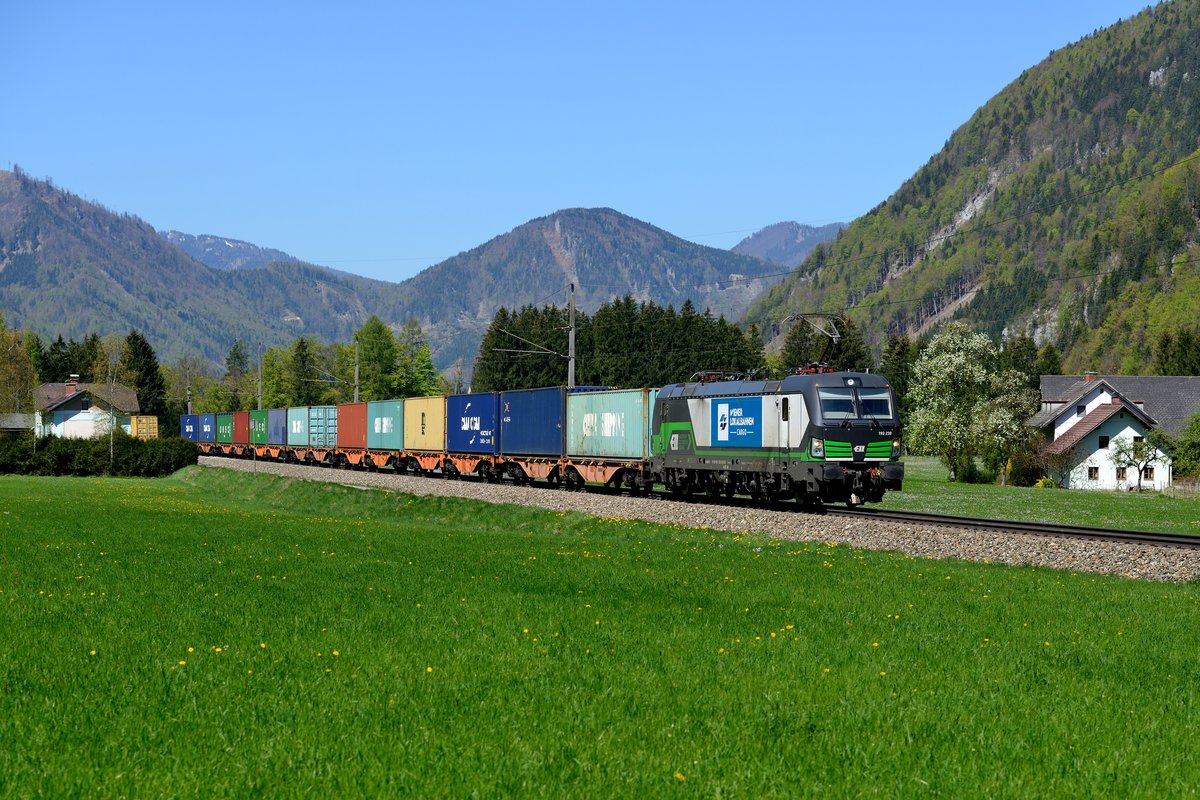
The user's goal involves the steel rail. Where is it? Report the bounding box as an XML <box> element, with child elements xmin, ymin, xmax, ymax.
<box><xmin>823</xmin><ymin>506</ymin><xmax>1200</xmax><ymax>549</ymax></box>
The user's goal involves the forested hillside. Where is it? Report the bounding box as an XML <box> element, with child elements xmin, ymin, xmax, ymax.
<box><xmin>746</xmin><ymin>1</ymin><xmax>1200</xmax><ymax>374</ymax></box>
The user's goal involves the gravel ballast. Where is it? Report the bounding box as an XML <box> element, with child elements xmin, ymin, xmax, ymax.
<box><xmin>199</xmin><ymin>456</ymin><xmax>1200</xmax><ymax>583</ymax></box>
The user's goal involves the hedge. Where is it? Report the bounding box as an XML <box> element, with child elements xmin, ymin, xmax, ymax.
<box><xmin>0</xmin><ymin>432</ymin><xmax>198</xmax><ymax>477</ymax></box>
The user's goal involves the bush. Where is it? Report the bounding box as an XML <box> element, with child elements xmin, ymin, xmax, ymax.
<box><xmin>0</xmin><ymin>431</ymin><xmax>197</xmax><ymax>477</ymax></box>
<box><xmin>1034</xmin><ymin>477</ymin><xmax>1058</xmax><ymax>489</ymax></box>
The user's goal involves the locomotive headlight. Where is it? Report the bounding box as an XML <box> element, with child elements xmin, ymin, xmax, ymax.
<box><xmin>892</xmin><ymin>438</ymin><xmax>901</xmax><ymax>454</ymax></box>
<box><xmin>811</xmin><ymin>438</ymin><xmax>824</xmax><ymax>458</ymax></box>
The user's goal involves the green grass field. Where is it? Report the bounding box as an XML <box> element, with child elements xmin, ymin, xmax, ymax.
<box><xmin>1</xmin><ymin>467</ymin><xmax>1199</xmax><ymax>797</ymax></box>
<box><xmin>883</xmin><ymin>457</ymin><xmax>1200</xmax><ymax>533</ymax></box>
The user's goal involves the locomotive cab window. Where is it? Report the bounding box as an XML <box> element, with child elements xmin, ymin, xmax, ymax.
<box><xmin>858</xmin><ymin>388</ymin><xmax>893</xmax><ymax>419</ymax></box>
<box><xmin>817</xmin><ymin>388</ymin><xmax>855</xmax><ymax>421</ymax></box>
<box><xmin>781</xmin><ymin>398</ymin><xmax>789</xmax><ymax>421</ymax></box>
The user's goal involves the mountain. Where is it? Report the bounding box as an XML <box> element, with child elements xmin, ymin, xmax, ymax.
<box><xmin>0</xmin><ymin>171</ymin><xmax>781</xmax><ymax>371</ymax></box>
<box><xmin>732</xmin><ymin>221</ymin><xmax>845</xmax><ymax>267</ymax></box>
<box><xmin>391</xmin><ymin>208</ymin><xmax>784</xmax><ymax>369</ymax></box>
<box><xmin>161</xmin><ymin>231</ymin><xmax>299</xmax><ymax>270</ymax></box>
<box><xmin>744</xmin><ymin>1</ymin><xmax>1200</xmax><ymax>374</ymax></box>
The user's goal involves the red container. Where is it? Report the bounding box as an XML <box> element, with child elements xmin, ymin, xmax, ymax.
<box><xmin>233</xmin><ymin>410</ymin><xmax>250</xmax><ymax>445</ymax></box>
<box><xmin>336</xmin><ymin>402</ymin><xmax>368</xmax><ymax>450</ymax></box>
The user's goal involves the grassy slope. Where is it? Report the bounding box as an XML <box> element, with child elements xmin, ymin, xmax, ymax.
<box><xmin>0</xmin><ymin>468</ymin><xmax>1197</xmax><ymax>797</ymax></box>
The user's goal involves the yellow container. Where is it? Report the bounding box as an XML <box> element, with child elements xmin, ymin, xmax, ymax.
<box><xmin>130</xmin><ymin>415</ymin><xmax>159</xmax><ymax>440</ymax></box>
<box><xmin>402</xmin><ymin>396</ymin><xmax>446</xmax><ymax>452</ymax></box>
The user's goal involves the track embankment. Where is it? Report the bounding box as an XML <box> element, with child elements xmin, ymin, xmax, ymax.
<box><xmin>199</xmin><ymin>457</ymin><xmax>1200</xmax><ymax>583</ymax></box>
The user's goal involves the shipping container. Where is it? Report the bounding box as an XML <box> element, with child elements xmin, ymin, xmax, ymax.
<box><xmin>337</xmin><ymin>402</ymin><xmax>368</xmax><ymax>450</ymax></box>
<box><xmin>308</xmin><ymin>406</ymin><xmax>338</xmax><ymax>448</ymax></box>
<box><xmin>267</xmin><ymin>408</ymin><xmax>287</xmax><ymax>445</ymax></box>
<box><xmin>129</xmin><ymin>415</ymin><xmax>159</xmax><ymax>440</ymax></box>
<box><xmin>249</xmin><ymin>410</ymin><xmax>269</xmax><ymax>445</ymax></box>
<box><xmin>216</xmin><ymin>413</ymin><xmax>233</xmax><ymax>444</ymax></box>
<box><xmin>179</xmin><ymin>414</ymin><xmax>199</xmax><ymax>442</ymax></box>
<box><xmin>286</xmin><ymin>407</ymin><xmax>309</xmax><ymax>447</ymax></box>
<box><xmin>446</xmin><ymin>392</ymin><xmax>500</xmax><ymax>454</ymax></box>
<box><xmin>403</xmin><ymin>396</ymin><xmax>446</xmax><ymax>452</ymax></box>
<box><xmin>199</xmin><ymin>413</ymin><xmax>216</xmax><ymax>443</ymax></box>
<box><xmin>566</xmin><ymin>388</ymin><xmax>658</xmax><ymax>459</ymax></box>
<box><xmin>500</xmin><ymin>387</ymin><xmax>566</xmax><ymax>456</ymax></box>
<box><xmin>232</xmin><ymin>411</ymin><xmax>250</xmax><ymax>445</ymax></box>
<box><xmin>367</xmin><ymin>400</ymin><xmax>403</xmax><ymax>451</ymax></box>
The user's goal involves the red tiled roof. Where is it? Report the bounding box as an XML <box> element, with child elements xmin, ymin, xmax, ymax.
<box><xmin>1045</xmin><ymin>404</ymin><xmax>1124</xmax><ymax>455</ymax></box>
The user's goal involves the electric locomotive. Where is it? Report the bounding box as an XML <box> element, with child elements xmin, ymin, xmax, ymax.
<box><xmin>650</xmin><ymin>371</ymin><xmax>904</xmax><ymax>505</ymax></box>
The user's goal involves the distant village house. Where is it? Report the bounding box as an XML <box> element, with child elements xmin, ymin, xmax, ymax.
<box><xmin>1029</xmin><ymin>373</ymin><xmax>1200</xmax><ymax>491</ymax></box>
<box><xmin>35</xmin><ymin>375</ymin><xmax>140</xmax><ymax>439</ymax></box>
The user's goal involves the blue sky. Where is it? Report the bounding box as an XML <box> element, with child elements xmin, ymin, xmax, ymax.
<box><xmin>4</xmin><ymin>1</ymin><xmax>1153</xmax><ymax>283</ymax></box>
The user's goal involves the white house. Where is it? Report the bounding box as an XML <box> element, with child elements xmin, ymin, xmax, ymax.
<box><xmin>35</xmin><ymin>376</ymin><xmax>140</xmax><ymax>439</ymax></box>
<box><xmin>1029</xmin><ymin>374</ymin><xmax>1200</xmax><ymax>491</ymax></box>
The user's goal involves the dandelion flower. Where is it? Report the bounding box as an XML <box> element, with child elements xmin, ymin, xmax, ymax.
<box><xmin>426</xmin><ymin>666</ymin><xmax>433</xmax><ymax>673</ymax></box>
<box><xmin>89</xmin><ymin>650</ymin><xmax>96</xmax><ymax>656</ymax></box>
<box><xmin>674</xmin><ymin>772</ymin><xmax>687</xmax><ymax>782</ymax></box>
<box><xmin>178</xmin><ymin>660</ymin><xmax>186</xmax><ymax>666</ymax></box>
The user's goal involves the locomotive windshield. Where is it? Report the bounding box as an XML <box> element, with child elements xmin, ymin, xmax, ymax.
<box><xmin>816</xmin><ymin>386</ymin><xmax>895</xmax><ymax>422</ymax></box>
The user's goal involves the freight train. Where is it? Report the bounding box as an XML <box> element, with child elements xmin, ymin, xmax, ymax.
<box><xmin>186</xmin><ymin>372</ymin><xmax>904</xmax><ymax>506</ymax></box>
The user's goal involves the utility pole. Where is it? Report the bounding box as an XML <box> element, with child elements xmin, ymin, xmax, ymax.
<box><xmin>568</xmin><ymin>283</ymin><xmax>576</xmax><ymax>389</ymax></box>
<box><xmin>257</xmin><ymin>350</ymin><xmax>263</xmax><ymax>410</ymax></box>
<box><xmin>354</xmin><ymin>340</ymin><xmax>360</xmax><ymax>402</ymax></box>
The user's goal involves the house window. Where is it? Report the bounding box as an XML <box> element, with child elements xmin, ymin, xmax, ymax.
<box><xmin>1134</xmin><ymin>435</ymin><xmax>1144</xmax><ymax>443</ymax></box>
<box><xmin>1098</xmin><ymin>435</ymin><xmax>1109</xmax><ymax>449</ymax></box>
<box><xmin>1143</xmin><ymin>466</ymin><xmax>1155</xmax><ymax>481</ymax></box>
<box><xmin>82</xmin><ymin>399</ymin><xmax>90</xmax><ymax>410</ymax></box>
<box><xmin>1077</xmin><ymin>405</ymin><xmax>1086</xmax><ymax>416</ymax></box>
<box><xmin>1116</xmin><ymin>467</ymin><xmax>1127</xmax><ymax>481</ymax></box>
<box><xmin>1087</xmin><ymin>466</ymin><xmax>1099</xmax><ymax>481</ymax></box>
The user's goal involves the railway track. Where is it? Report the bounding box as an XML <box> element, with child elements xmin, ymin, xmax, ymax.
<box><xmin>205</xmin><ymin>454</ymin><xmax>1199</xmax><ymax>551</ymax></box>
<box><xmin>825</xmin><ymin>506</ymin><xmax>1200</xmax><ymax>549</ymax></box>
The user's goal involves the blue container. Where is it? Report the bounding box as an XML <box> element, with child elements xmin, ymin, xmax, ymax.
<box><xmin>447</xmin><ymin>392</ymin><xmax>500</xmax><ymax>454</ymax></box>
<box><xmin>308</xmin><ymin>405</ymin><xmax>338</xmax><ymax>448</ymax></box>
<box><xmin>267</xmin><ymin>408</ymin><xmax>287</xmax><ymax>446</ymax></box>
<box><xmin>198</xmin><ymin>413</ymin><xmax>216</xmax><ymax>443</ymax></box>
<box><xmin>179</xmin><ymin>414</ymin><xmax>199</xmax><ymax>442</ymax></box>
<box><xmin>500</xmin><ymin>387</ymin><xmax>566</xmax><ymax>457</ymax></box>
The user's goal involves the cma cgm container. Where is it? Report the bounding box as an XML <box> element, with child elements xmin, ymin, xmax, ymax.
<box><xmin>367</xmin><ymin>400</ymin><xmax>403</xmax><ymax>451</ymax></box>
<box><xmin>179</xmin><ymin>414</ymin><xmax>199</xmax><ymax>442</ymax></box>
<box><xmin>337</xmin><ymin>403</ymin><xmax>367</xmax><ymax>450</ymax></box>
<box><xmin>216</xmin><ymin>413</ymin><xmax>234</xmax><ymax>444</ymax></box>
<box><xmin>249</xmin><ymin>409</ymin><xmax>269</xmax><ymax>445</ymax></box>
<box><xmin>232</xmin><ymin>411</ymin><xmax>250</xmax><ymax>445</ymax></box>
<box><xmin>267</xmin><ymin>408</ymin><xmax>287</xmax><ymax>446</ymax></box>
<box><xmin>308</xmin><ymin>406</ymin><xmax>338</xmax><ymax>448</ymax></box>
<box><xmin>500</xmin><ymin>387</ymin><xmax>566</xmax><ymax>456</ymax></box>
<box><xmin>199</xmin><ymin>413</ymin><xmax>216</xmax><ymax>443</ymax></box>
<box><xmin>286</xmin><ymin>407</ymin><xmax>309</xmax><ymax>447</ymax></box>
<box><xmin>403</xmin><ymin>396</ymin><xmax>446</xmax><ymax>452</ymax></box>
<box><xmin>446</xmin><ymin>392</ymin><xmax>500</xmax><ymax>454</ymax></box>
<box><xmin>566</xmin><ymin>388</ymin><xmax>658</xmax><ymax>459</ymax></box>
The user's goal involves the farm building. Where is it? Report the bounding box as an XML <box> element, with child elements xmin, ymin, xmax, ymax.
<box><xmin>35</xmin><ymin>376</ymin><xmax>140</xmax><ymax>439</ymax></box>
<box><xmin>1030</xmin><ymin>373</ymin><xmax>1200</xmax><ymax>491</ymax></box>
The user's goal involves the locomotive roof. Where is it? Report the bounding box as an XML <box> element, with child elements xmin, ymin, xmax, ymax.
<box><xmin>658</xmin><ymin>371</ymin><xmax>891</xmax><ymax>399</ymax></box>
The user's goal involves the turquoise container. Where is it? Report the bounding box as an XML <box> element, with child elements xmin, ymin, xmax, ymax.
<box><xmin>367</xmin><ymin>400</ymin><xmax>404</xmax><ymax>451</ymax></box>
<box><xmin>566</xmin><ymin>388</ymin><xmax>658</xmax><ymax>460</ymax></box>
<box><xmin>308</xmin><ymin>406</ymin><xmax>338</xmax><ymax>448</ymax></box>
<box><xmin>286</xmin><ymin>407</ymin><xmax>309</xmax><ymax>447</ymax></box>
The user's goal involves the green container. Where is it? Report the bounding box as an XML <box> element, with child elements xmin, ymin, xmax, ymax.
<box><xmin>216</xmin><ymin>413</ymin><xmax>233</xmax><ymax>444</ymax></box>
<box><xmin>367</xmin><ymin>400</ymin><xmax>404</xmax><ymax>451</ymax></box>
<box><xmin>249</xmin><ymin>410</ymin><xmax>269</xmax><ymax>445</ymax></box>
<box><xmin>566</xmin><ymin>388</ymin><xmax>658</xmax><ymax>459</ymax></box>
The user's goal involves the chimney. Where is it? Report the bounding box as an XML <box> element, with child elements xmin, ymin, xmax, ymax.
<box><xmin>1083</xmin><ymin>371</ymin><xmax>1099</xmax><ymax>383</ymax></box>
<box><xmin>65</xmin><ymin>374</ymin><xmax>80</xmax><ymax>395</ymax></box>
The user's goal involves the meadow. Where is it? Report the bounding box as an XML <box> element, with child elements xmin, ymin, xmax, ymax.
<box><xmin>1</xmin><ymin>467</ymin><xmax>1198</xmax><ymax>797</ymax></box>
<box><xmin>882</xmin><ymin>457</ymin><xmax>1200</xmax><ymax>534</ymax></box>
